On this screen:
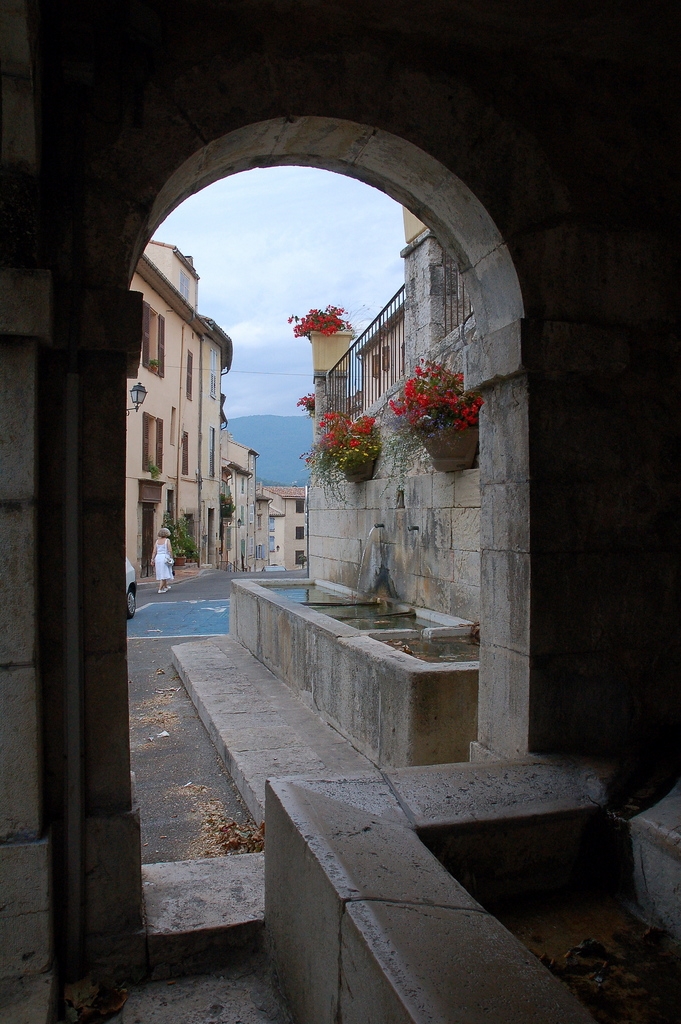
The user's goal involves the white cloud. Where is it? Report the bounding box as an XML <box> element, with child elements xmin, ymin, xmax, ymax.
<box><xmin>156</xmin><ymin>166</ymin><xmax>405</xmax><ymax>417</ymax></box>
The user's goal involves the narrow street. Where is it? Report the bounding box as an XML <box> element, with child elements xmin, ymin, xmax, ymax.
<box><xmin>127</xmin><ymin>568</ymin><xmax>303</xmax><ymax>862</ymax></box>
<box><xmin>129</xmin><ymin>570</ymin><xmax>246</xmax><ymax>865</ymax></box>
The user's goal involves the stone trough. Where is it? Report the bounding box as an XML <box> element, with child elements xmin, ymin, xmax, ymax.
<box><xmin>229</xmin><ymin>578</ymin><xmax>479</xmax><ymax>767</ymax></box>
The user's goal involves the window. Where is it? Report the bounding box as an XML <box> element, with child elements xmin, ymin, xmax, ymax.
<box><xmin>142</xmin><ymin>412</ymin><xmax>151</xmax><ymax>470</ymax></box>
<box><xmin>208</xmin><ymin>426</ymin><xmax>215</xmax><ymax>478</ymax></box>
<box><xmin>268</xmin><ymin>516</ymin><xmax>275</xmax><ymax>532</ymax></box>
<box><xmin>249</xmin><ymin>504</ymin><xmax>254</xmax><ymax>524</ymax></box>
<box><xmin>167</xmin><ymin>489</ymin><xmax>175</xmax><ymax>518</ymax></box>
<box><xmin>170</xmin><ymin>407</ymin><xmax>176</xmax><ymax>443</ymax></box>
<box><xmin>257</xmin><ymin>514</ymin><xmax>262</xmax><ymax>529</ymax></box>
<box><xmin>248</xmin><ymin>537</ymin><xmax>254</xmax><ymax>555</ymax></box>
<box><xmin>157</xmin><ymin>315</ymin><xmax>165</xmax><ymax>376</ymax></box>
<box><xmin>141</xmin><ymin>302</ymin><xmax>164</xmax><ymax>375</ymax></box>
<box><xmin>269</xmin><ymin>536</ymin><xmax>275</xmax><ymax>552</ymax></box>
<box><xmin>210</xmin><ymin>348</ymin><xmax>218</xmax><ymax>399</ymax></box>
<box><xmin>295</xmin><ymin>499</ymin><xmax>305</xmax><ymax>514</ymax></box>
<box><xmin>186</xmin><ymin>350</ymin><xmax>193</xmax><ymax>399</ymax></box>
<box><xmin>181</xmin><ymin>431</ymin><xmax>189</xmax><ymax>476</ymax></box>
<box><xmin>179</xmin><ymin>270</ymin><xmax>190</xmax><ymax>301</ymax></box>
<box><xmin>155</xmin><ymin>417</ymin><xmax>163</xmax><ymax>473</ymax></box>
<box><xmin>295</xmin><ymin>526</ymin><xmax>305</xmax><ymax>540</ymax></box>
<box><xmin>295</xmin><ymin>550</ymin><xmax>306</xmax><ymax>565</ymax></box>
<box><xmin>241</xmin><ymin>477</ymin><xmax>245</xmax><ymax>494</ymax></box>
<box><xmin>256</xmin><ymin>544</ymin><xmax>264</xmax><ymax>560</ymax></box>
<box><xmin>240</xmin><ymin>505</ymin><xmax>245</xmax><ymax>523</ymax></box>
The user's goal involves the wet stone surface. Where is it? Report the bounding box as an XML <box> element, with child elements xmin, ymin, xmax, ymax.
<box><xmin>491</xmin><ymin>888</ymin><xmax>681</xmax><ymax>1024</ymax></box>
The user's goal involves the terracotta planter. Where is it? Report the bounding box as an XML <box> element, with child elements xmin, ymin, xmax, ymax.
<box><xmin>422</xmin><ymin>426</ymin><xmax>479</xmax><ymax>472</ymax></box>
<box><xmin>174</xmin><ymin>556</ymin><xmax>187</xmax><ymax>566</ymax></box>
<box><xmin>343</xmin><ymin>459</ymin><xmax>376</xmax><ymax>483</ymax></box>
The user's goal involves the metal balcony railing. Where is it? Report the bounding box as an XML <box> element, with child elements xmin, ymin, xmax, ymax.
<box><xmin>443</xmin><ymin>253</ymin><xmax>473</xmax><ymax>335</ymax></box>
<box><xmin>326</xmin><ymin>286</ymin><xmax>405</xmax><ymax>419</ymax></box>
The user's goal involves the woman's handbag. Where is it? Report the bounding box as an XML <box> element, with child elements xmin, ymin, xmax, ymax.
<box><xmin>165</xmin><ymin>554</ymin><xmax>174</xmax><ymax>567</ymax></box>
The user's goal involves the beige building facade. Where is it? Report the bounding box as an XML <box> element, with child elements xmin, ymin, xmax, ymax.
<box><xmin>261</xmin><ymin>486</ymin><xmax>308</xmax><ymax>569</ymax></box>
<box><xmin>221</xmin><ymin>436</ymin><xmax>269</xmax><ymax>571</ymax></box>
<box><xmin>126</xmin><ymin>241</ymin><xmax>232</xmax><ymax>575</ymax></box>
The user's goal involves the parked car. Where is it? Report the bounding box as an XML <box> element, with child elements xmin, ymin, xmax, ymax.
<box><xmin>262</xmin><ymin>564</ymin><xmax>287</xmax><ymax>572</ymax></box>
<box><xmin>126</xmin><ymin>557</ymin><xmax>137</xmax><ymax>618</ymax></box>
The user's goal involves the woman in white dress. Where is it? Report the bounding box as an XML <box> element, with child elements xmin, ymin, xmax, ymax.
<box><xmin>153</xmin><ymin>527</ymin><xmax>174</xmax><ymax>593</ymax></box>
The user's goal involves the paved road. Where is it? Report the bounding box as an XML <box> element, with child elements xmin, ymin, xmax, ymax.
<box><xmin>127</xmin><ymin>569</ymin><xmax>306</xmax><ymax>861</ymax></box>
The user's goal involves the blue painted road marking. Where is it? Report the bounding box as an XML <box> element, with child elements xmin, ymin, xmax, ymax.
<box><xmin>127</xmin><ymin>599</ymin><xmax>230</xmax><ymax>638</ymax></box>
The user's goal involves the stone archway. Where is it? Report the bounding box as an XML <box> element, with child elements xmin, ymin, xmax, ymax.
<box><xmin>141</xmin><ymin>115</ymin><xmax>529</xmax><ymax>760</ymax></box>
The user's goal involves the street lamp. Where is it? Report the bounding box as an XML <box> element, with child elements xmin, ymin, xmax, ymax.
<box><xmin>127</xmin><ymin>382</ymin><xmax>147</xmax><ymax>415</ymax></box>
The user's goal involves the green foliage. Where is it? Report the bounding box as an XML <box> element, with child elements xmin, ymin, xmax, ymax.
<box><xmin>381</xmin><ymin>423</ymin><xmax>429</xmax><ymax>490</ymax></box>
<box><xmin>163</xmin><ymin>512</ymin><xmax>199</xmax><ymax>560</ymax></box>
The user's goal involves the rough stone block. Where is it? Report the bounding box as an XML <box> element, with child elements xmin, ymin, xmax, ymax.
<box><xmin>464</xmin><ymin>317</ymin><xmax>523</xmax><ymax>389</ymax></box>
<box><xmin>477</xmin><ymin>377</ymin><xmax>529</xmax><ymax>484</ymax></box>
<box><xmin>450</xmin><ymin>506</ymin><xmax>480</xmax><ymax>551</ymax></box>
<box><xmin>0</xmin><ymin>972</ymin><xmax>56</xmax><ymax>1024</ymax></box>
<box><xmin>453</xmin><ymin>468</ymin><xmax>480</xmax><ymax>507</ymax></box>
<box><xmin>480</xmin><ymin>479</ymin><xmax>529</xmax><ymax>552</ymax></box>
<box><xmin>84</xmin><ymin>809</ymin><xmax>143</xmax><ymax>942</ymax></box>
<box><xmin>477</xmin><ymin>644</ymin><xmax>530</xmax><ymax>758</ymax></box>
<box><xmin>0</xmin><ymin>667</ymin><xmax>40</xmax><ymax>840</ymax></box>
<box><xmin>0</xmin><ymin>506</ymin><xmax>36</xmax><ymax>666</ymax></box>
<box><xmin>0</xmin><ymin>270</ymin><xmax>52</xmax><ymax>340</ymax></box>
<box><xmin>0</xmin><ymin>338</ymin><xmax>36</xmax><ymax>500</ymax></box>
<box><xmin>480</xmin><ymin>548</ymin><xmax>530</xmax><ymax>654</ymax></box>
<box><xmin>0</xmin><ymin>837</ymin><xmax>51</xmax><ymax>977</ymax></box>
<box><xmin>629</xmin><ymin>780</ymin><xmax>681</xmax><ymax>941</ymax></box>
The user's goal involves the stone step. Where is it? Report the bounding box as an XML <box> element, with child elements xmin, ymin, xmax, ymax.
<box><xmin>171</xmin><ymin>636</ymin><xmax>378</xmax><ymax>821</ymax></box>
<box><xmin>142</xmin><ymin>854</ymin><xmax>265</xmax><ymax>979</ymax></box>
<box><xmin>0</xmin><ymin>972</ymin><xmax>56</xmax><ymax>1024</ymax></box>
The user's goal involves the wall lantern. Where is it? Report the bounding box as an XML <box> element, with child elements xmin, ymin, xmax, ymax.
<box><xmin>127</xmin><ymin>381</ymin><xmax>147</xmax><ymax>415</ymax></box>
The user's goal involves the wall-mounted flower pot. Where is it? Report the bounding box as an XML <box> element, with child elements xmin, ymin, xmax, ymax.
<box><xmin>343</xmin><ymin>459</ymin><xmax>376</xmax><ymax>483</ymax></box>
<box><xmin>309</xmin><ymin>330</ymin><xmax>353</xmax><ymax>375</ymax></box>
<box><xmin>423</xmin><ymin>426</ymin><xmax>479</xmax><ymax>472</ymax></box>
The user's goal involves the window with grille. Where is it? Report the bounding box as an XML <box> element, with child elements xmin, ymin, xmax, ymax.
<box><xmin>210</xmin><ymin>348</ymin><xmax>218</xmax><ymax>399</ymax></box>
<box><xmin>181</xmin><ymin>431</ymin><xmax>189</xmax><ymax>476</ymax></box>
<box><xmin>186</xmin><ymin>350</ymin><xmax>193</xmax><ymax>399</ymax></box>
<box><xmin>208</xmin><ymin>426</ymin><xmax>215</xmax><ymax>477</ymax></box>
<box><xmin>295</xmin><ymin>526</ymin><xmax>305</xmax><ymax>540</ymax></box>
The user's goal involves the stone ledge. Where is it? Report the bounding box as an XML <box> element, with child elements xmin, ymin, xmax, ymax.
<box><xmin>143</xmin><ymin>855</ymin><xmax>265</xmax><ymax>979</ymax></box>
<box><xmin>266</xmin><ymin>773</ymin><xmax>594</xmax><ymax>1024</ymax></box>
<box><xmin>629</xmin><ymin>779</ymin><xmax>681</xmax><ymax>941</ymax></box>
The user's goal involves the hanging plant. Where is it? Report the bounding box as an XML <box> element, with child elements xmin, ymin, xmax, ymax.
<box><xmin>288</xmin><ymin>306</ymin><xmax>352</xmax><ymax>338</ymax></box>
<box><xmin>303</xmin><ymin>412</ymin><xmax>381</xmax><ymax>501</ymax></box>
<box><xmin>387</xmin><ymin>361</ymin><xmax>483</xmax><ymax>475</ymax></box>
<box><xmin>296</xmin><ymin>393</ymin><xmax>316</xmax><ymax>416</ymax></box>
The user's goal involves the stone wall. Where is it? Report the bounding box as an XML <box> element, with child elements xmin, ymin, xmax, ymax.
<box><xmin>308</xmin><ymin>231</ymin><xmax>482</xmax><ymax>622</ymax></box>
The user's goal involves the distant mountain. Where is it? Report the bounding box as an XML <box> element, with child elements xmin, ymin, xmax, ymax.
<box><xmin>225</xmin><ymin>415</ymin><xmax>313</xmax><ymax>485</ymax></box>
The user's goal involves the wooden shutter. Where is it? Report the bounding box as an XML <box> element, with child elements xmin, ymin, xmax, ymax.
<box><xmin>186</xmin><ymin>350</ymin><xmax>193</xmax><ymax>399</ymax></box>
<box><xmin>142</xmin><ymin>412</ymin><xmax>151</xmax><ymax>470</ymax></box>
<box><xmin>181</xmin><ymin>431</ymin><xmax>189</xmax><ymax>476</ymax></box>
<box><xmin>157</xmin><ymin>315</ymin><xmax>165</xmax><ymax>377</ymax></box>
<box><xmin>155</xmin><ymin>417</ymin><xmax>163</xmax><ymax>473</ymax></box>
<box><xmin>142</xmin><ymin>302</ymin><xmax>150</xmax><ymax>367</ymax></box>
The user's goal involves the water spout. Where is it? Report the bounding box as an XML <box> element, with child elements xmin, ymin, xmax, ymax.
<box><xmin>357</xmin><ymin>523</ymin><xmax>398</xmax><ymax>600</ymax></box>
<box><xmin>374</xmin><ymin>523</ymin><xmax>385</xmax><ymax>528</ymax></box>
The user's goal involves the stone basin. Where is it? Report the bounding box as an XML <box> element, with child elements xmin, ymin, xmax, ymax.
<box><xmin>230</xmin><ymin>578</ymin><xmax>479</xmax><ymax>767</ymax></box>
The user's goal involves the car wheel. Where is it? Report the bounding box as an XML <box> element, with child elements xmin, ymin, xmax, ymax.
<box><xmin>126</xmin><ymin>586</ymin><xmax>136</xmax><ymax>619</ymax></box>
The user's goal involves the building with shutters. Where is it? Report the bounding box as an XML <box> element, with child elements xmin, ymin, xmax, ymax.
<box><xmin>260</xmin><ymin>485</ymin><xmax>308</xmax><ymax>569</ymax></box>
<box><xmin>220</xmin><ymin>436</ymin><xmax>265</xmax><ymax>571</ymax></box>
<box><xmin>126</xmin><ymin>241</ymin><xmax>232</xmax><ymax>576</ymax></box>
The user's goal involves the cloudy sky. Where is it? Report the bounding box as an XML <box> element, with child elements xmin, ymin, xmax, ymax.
<box><xmin>155</xmin><ymin>166</ymin><xmax>406</xmax><ymax>419</ymax></box>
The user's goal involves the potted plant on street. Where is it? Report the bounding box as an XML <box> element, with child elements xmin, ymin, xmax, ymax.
<box><xmin>163</xmin><ymin>512</ymin><xmax>198</xmax><ymax>565</ymax></box>
<box><xmin>304</xmin><ymin>411</ymin><xmax>381</xmax><ymax>500</ymax></box>
<box><xmin>387</xmin><ymin>360</ymin><xmax>483</xmax><ymax>474</ymax></box>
